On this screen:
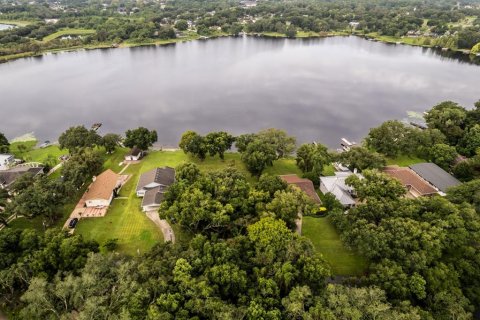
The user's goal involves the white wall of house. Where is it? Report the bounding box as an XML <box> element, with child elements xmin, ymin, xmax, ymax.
<box><xmin>319</xmin><ymin>182</ymin><xmax>328</xmax><ymax>194</ymax></box>
<box><xmin>0</xmin><ymin>155</ymin><xmax>15</xmax><ymax>171</ymax></box>
<box><xmin>136</xmin><ymin>182</ymin><xmax>161</xmax><ymax>197</ymax></box>
<box><xmin>85</xmin><ymin>194</ymin><xmax>113</xmax><ymax>208</ymax></box>
<box><xmin>125</xmin><ymin>155</ymin><xmax>140</xmax><ymax>161</ymax></box>
<box><xmin>142</xmin><ymin>204</ymin><xmax>160</xmax><ymax>212</ymax></box>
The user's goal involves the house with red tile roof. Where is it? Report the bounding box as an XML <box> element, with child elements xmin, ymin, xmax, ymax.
<box><xmin>279</xmin><ymin>174</ymin><xmax>321</xmax><ymax>204</ymax></box>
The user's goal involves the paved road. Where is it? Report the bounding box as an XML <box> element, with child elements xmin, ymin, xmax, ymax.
<box><xmin>146</xmin><ymin>211</ymin><xmax>175</xmax><ymax>243</ymax></box>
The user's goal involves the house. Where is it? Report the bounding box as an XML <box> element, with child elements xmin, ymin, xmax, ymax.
<box><xmin>124</xmin><ymin>147</ymin><xmax>144</xmax><ymax>161</ymax></box>
<box><xmin>279</xmin><ymin>174</ymin><xmax>321</xmax><ymax>204</ymax></box>
<box><xmin>84</xmin><ymin>169</ymin><xmax>120</xmax><ymax>208</ymax></box>
<box><xmin>136</xmin><ymin>167</ymin><xmax>175</xmax><ymax>197</ymax></box>
<box><xmin>0</xmin><ymin>166</ymin><xmax>44</xmax><ymax>189</ymax></box>
<box><xmin>383</xmin><ymin>166</ymin><xmax>438</xmax><ymax>198</ymax></box>
<box><xmin>409</xmin><ymin>163</ymin><xmax>461</xmax><ymax>195</ymax></box>
<box><xmin>0</xmin><ymin>154</ymin><xmax>15</xmax><ymax>171</ymax></box>
<box><xmin>141</xmin><ymin>186</ymin><xmax>168</xmax><ymax>212</ymax></box>
<box><xmin>319</xmin><ymin>172</ymin><xmax>360</xmax><ymax>208</ymax></box>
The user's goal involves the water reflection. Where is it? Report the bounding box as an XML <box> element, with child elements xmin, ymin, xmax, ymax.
<box><xmin>0</xmin><ymin>36</ymin><xmax>479</xmax><ymax>147</ymax></box>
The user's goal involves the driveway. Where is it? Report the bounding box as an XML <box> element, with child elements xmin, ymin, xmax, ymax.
<box><xmin>145</xmin><ymin>211</ymin><xmax>175</xmax><ymax>243</ymax></box>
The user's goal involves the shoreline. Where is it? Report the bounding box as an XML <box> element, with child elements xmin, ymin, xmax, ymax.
<box><xmin>1</xmin><ymin>31</ymin><xmax>478</xmax><ymax>64</ymax></box>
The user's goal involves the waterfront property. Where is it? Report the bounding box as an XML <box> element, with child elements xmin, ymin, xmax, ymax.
<box><xmin>409</xmin><ymin>163</ymin><xmax>461</xmax><ymax>195</ymax></box>
<box><xmin>136</xmin><ymin>167</ymin><xmax>175</xmax><ymax>197</ymax></box>
<box><xmin>383</xmin><ymin>166</ymin><xmax>438</xmax><ymax>198</ymax></box>
<box><xmin>125</xmin><ymin>147</ymin><xmax>144</xmax><ymax>161</ymax></box>
<box><xmin>319</xmin><ymin>171</ymin><xmax>361</xmax><ymax>208</ymax></box>
<box><xmin>84</xmin><ymin>169</ymin><xmax>121</xmax><ymax>208</ymax></box>
<box><xmin>0</xmin><ymin>166</ymin><xmax>44</xmax><ymax>189</ymax></box>
<box><xmin>0</xmin><ymin>154</ymin><xmax>15</xmax><ymax>171</ymax></box>
<box><xmin>280</xmin><ymin>174</ymin><xmax>321</xmax><ymax>204</ymax></box>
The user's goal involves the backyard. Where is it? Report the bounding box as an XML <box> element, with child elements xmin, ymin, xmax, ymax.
<box><xmin>302</xmin><ymin>215</ymin><xmax>367</xmax><ymax>276</ymax></box>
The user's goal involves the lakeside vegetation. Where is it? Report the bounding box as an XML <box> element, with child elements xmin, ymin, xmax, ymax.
<box><xmin>1</xmin><ymin>0</ymin><xmax>479</xmax><ymax>63</ymax></box>
<box><xmin>1</xmin><ymin>96</ymin><xmax>480</xmax><ymax>317</ymax></box>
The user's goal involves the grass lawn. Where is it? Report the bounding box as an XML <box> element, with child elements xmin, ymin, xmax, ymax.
<box><xmin>302</xmin><ymin>216</ymin><xmax>367</xmax><ymax>276</ymax></box>
<box><xmin>386</xmin><ymin>154</ymin><xmax>426</xmax><ymax>167</ymax></box>
<box><xmin>43</xmin><ymin>28</ymin><xmax>96</xmax><ymax>42</ymax></box>
<box><xmin>0</xmin><ymin>19</ymin><xmax>36</xmax><ymax>27</ymax></box>
<box><xmin>10</xmin><ymin>140</ymin><xmax>65</xmax><ymax>165</ymax></box>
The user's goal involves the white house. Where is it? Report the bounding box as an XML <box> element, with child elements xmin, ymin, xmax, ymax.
<box><xmin>0</xmin><ymin>154</ymin><xmax>15</xmax><ymax>171</ymax></box>
<box><xmin>136</xmin><ymin>167</ymin><xmax>175</xmax><ymax>197</ymax></box>
<box><xmin>84</xmin><ymin>169</ymin><xmax>120</xmax><ymax>208</ymax></box>
<box><xmin>319</xmin><ymin>171</ymin><xmax>361</xmax><ymax>208</ymax></box>
<box><xmin>124</xmin><ymin>147</ymin><xmax>144</xmax><ymax>161</ymax></box>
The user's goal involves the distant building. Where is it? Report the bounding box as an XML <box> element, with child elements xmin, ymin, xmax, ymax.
<box><xmin>383</xmin><ymin>166</ymin><xmax>438</xmax><ymax>198</ymax></box>
<box><xmin>84</xmin><ymin>169</ymin><xmax>120</xmax><ymax>208</ymax></box>
<box><xmin>124</xmin><ymin>147</ymin><xmax>144</xmax><ymax>161</ymax></box>
<box><xmin>136</xmin><ymin>167</ymin><xmax>175</xmax><ymax>197</ymax></box>
<box><xmin>409</xmin><ymin>163</ymin><xmax>461</xmax><ymax>195</ymax></box>
<box><xmin>319</xmin><ymin>172</ymin><xmax>360</xmax><ymax>208</ymax></box>
<box><xmin>0</xmin><ymin>166</ymin><xmax>44</xmax><ymax>189</ymax></box>
<box><xmin>0</xmin><ymin>154</ymin><xmax>15</xmax><ymax>171</ymax></box>
<box><xmin>279</xmin><ymin>174</ymin><xmax>321</xmax><ymax>204</ymax></box>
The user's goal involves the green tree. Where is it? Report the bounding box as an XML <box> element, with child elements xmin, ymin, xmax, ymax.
<box><xmin>427</xmin><ymin>143</ymin><xmax>457</xmax><ymax>170</ymax></box>
<box><xmin>296</xmin><ymin>143</ymin><xmax>330</xmax><ymax>176</ymax></box>
<box><xmin>0</xmin><ymin>132</ymin><xmax>9</xmax><ymax>153</ymax></box>
<box><xmin>124</xmin><ymin>127</ymin><xmax>158</xmax><ymax>150</ymax></box>
<box><xmin>257</xmin><ymin>128</ymin><xmax>296</xmax><ymax>158</ymax></box>
<box><xmin>205</xmin><ymin>131</ymin><xmax>235</xmax><ymax>160</ymax></box>
<box><xmin>336</xmin><ymin>147</ymin><xmax>386</xmax><ymax>171</ymax></box>
<box><xmin>158</xmin><ymin>26</ymin><xmax>176</xmax><ymax>39</ymax></box>
<box><xmin>424</xmin><ymin>101</ymin><xmax>467</xmax><ymax>145</ymax></box>
<box><xmin>61</xmin><ymin>148</ymin><xmax>103</xmax><ymax>189</ymax></box>
<box><xmin>241</xmin><ymin>139</ymin><xmax>277</xmax><ymax>177</ymax></box>
<box><xmin>175</xmin><ymin>19</ymin><xmax>189</xmax><ymax>31</ymax></box>
<box><xmin>459</xmin><ymin>124</ymin><xmax>480</xmax><ymax>157</ymax></box>
<box><xmin>102</xmin><ymin>133</ymin><xmax>121</xmax><ymax>154</ymax></box>
<box><xmin>286</xmin><ymin>25</ymin><xmax>297</xmax><ymax>38</ymax></box>
<box><xmin>175</xmin><ymin>162</ymin><xmax>201</xmax><ymax>183</ymax></box>
<box><xmin>266</xmin><ymin>188</ymin><xmax>311</xmax><ymax>230</ymax></box>
<box><xmin>58</xmin><ymin>125</ymin><xmax>101</xmax><ymax>153</ymax></box>
<box><xmin>179</xmin><ymin>130</ymin><xmax>207</xmax><ymax>160</ymax></box>
<box><xmin>257</xmin><ymin>174</ymin><xmax>288</xmax><ymax>198</ymax></box>
<box><xmin>346</xmin><ymin>169</ymin><xmax>406</xmax><ymax>201</ymax></box>
<box><xmin>365</xmin><ymin>120</ymin><xmax>415</xmax><ymax>157</ymax></box>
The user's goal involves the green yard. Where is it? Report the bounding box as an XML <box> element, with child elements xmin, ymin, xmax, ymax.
<box><xmin>386</xmin><ymin>154</ymin><xmax>426</xmax><ymax>167</ymax></box>
<box><xmin>42</xmin><ymin>28</ymin><xmax>96</xmax><ymax>42</ymax></box>
<box><xmin>10</xmin><ymin>140</ymin><xmax>66</xmax><ymax>165</ymax></box>
<box><xmin>302</xmin><ymin>216</ymin><xmax>367</xmax><ymax>276</ymax></box>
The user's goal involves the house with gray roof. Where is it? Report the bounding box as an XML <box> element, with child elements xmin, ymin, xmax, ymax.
<box><xmin>319</xmin><ymin>171</ymin><xmax>360</xmax><ymax>208</ymax></box>
<box><xmin>409</xmin><ymin>163</ymin><xmax>461</xmax><ymax>195</ymax></box>
<box><xmin>141</xmin><ymin>186</ymin><xmax>167</xmax><ymax>212</ymax></box>
<box><xmin>0</xmin><ymin>166</ymin><xmax>44</xmax><ymax>189</ymax></box>
<box><xmin>136</xmin><ymin>167</ymin><xmax>175</xmax><ymax>197</ymax></box>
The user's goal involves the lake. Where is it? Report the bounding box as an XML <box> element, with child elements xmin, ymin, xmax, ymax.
<box><xmin>0</xmin><ymin>36</ymin><xmax>479</xmax><ymax>148</ymax></box>
<box><xmin>0</xmin><ymin>23</ymin><xmax>14</xmax><ymax>30</ymax></box>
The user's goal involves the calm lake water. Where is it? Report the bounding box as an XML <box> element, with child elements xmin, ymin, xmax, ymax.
<box><xmin>0</xmin><ymin>36</ymin><xmax>479</xmax><ymax>147</ymax></box>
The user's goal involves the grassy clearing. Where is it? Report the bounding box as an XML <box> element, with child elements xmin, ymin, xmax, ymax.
<box><xmin>10</xmin><ymin>140</ymin><xmax>65</xmax><ymax>165</ymax></box>
<box><xmin>43</xmin><ymin>28</ymin><xmax>96</xmax><ymax>42</ymax></box>
<box><xmin>0</xmin><ymin>19</ymin><xmax>36</xmax><ymax>27</ymax></box>
<box><xmin>302</xmin><ymin>216</ymin><xmax>367</xmax><ymax>276</ymax></box>
<box><xmin>386</xmin><ymin>154</ymin><xmax>426</xmax><ymax>167</ymax></box>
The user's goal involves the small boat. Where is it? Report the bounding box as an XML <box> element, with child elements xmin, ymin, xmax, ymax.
<box><xmin>340</xmin><ymin>138</ymin><xmax>356</xmax><ymax>151</ymax></box>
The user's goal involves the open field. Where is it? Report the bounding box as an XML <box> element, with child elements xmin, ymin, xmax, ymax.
<box><xmin>10</xmin><ymin>140</ymin><xmax>65</xmax><ymax>165</ymax></box>
<box><xmin>43</xmin><ymin>28</ymin><xmax>96</xmax><ymax>42</ymax></box>
<box><xmin>302</xmin><ymin>216</ymin><xmax>367</xmax><ymax>276</ymax></box>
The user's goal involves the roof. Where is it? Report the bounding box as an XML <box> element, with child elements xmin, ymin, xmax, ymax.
<box><xmin>0</xmin><ymin>166</ymin><xmax>43</xmax><ymax>187</ymax></box>
<box><xmin>142</xmin><ymin>186</ymin><xmax>166</xmax><ymax>207</ymax></box>
<box><xmin>409</xmin><ymin>163</ymin><xmax>461</xmax><ymax>193</ymax></box>
<box><xmin>383</xmin><ymin>167</ymin><xmax>437</xmax><ymax>196</ymax></box>
<box><xmin>136</xmin><ymin>167</ymin><xmax>175</xmax><ymax>192</ymax></box>
<box><xmin>84</xmin><ymin>169</ymin><xmax>119</xmax><ymax>201</ymax></box>
<box><xmin>279</xmin><ymin>175</ymin><xmax>321</xmax><ymax>204</ymax></box>
<box><xmin>320</xmin><ymin>172</ymin><xmax>357</xmax><ymax>206</ymax></box>
<box><xmin>128</xmin><ymin>147</ymin><xmax>142</xmax><ymax>157</ymax></box>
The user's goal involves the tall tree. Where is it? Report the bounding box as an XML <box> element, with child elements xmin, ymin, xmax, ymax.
<box><xmin>335</xmin><ymin>147</ymin><xmax>386</xmax><ymax>171</ymax></box>
<box><xmin>179</xmin><ymin>130</ymin><xmax>207</xmax><ymax>160</ymax></box>
<box><xmin>241</xmin><ymin>139</ymin><xmax>277</xmax><ymax>177</ymax></box>
<box><xmin>296</xmin><ymin>143</ymin><xmax>330</xmax><ymax>177</ymax></box>
<box><xmin>58</xmin><ymin>126</ymin><xmax>101</xmax><ymax>153</ymax></box>
<box><xmin>101</xmin><ymin>133</ymin><xmax>121</xmax><ymax>154</ymax></box>
<box><xmin>424</xmin><ymin>101</ymin><xmax>467</xmax><ymax>145</ymax></box>
<box><xmin>124</xmin><ymin>127</ymin><xmax>157</xmax><ymax>151</ymax></box>
<box><xmin>0</xmin><ymin>132</ymin><xmax>9</xmax><ymax>153</ymax></box>
<box><xmin>205</xmin><ymin>131</ymin><xmax>235</xmax><ymax>160</ymax></box>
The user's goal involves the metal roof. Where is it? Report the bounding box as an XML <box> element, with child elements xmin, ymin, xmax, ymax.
<box><xmin>409</xmin><ymin>163</ymin><xmax>461</xmax><ymax>193</ymax></box>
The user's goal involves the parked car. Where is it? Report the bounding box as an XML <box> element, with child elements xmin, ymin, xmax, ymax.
<box><xmin>68</xmin><ymin>218</ymin><xmax>79</xmax><ymax>228</ymax></box>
